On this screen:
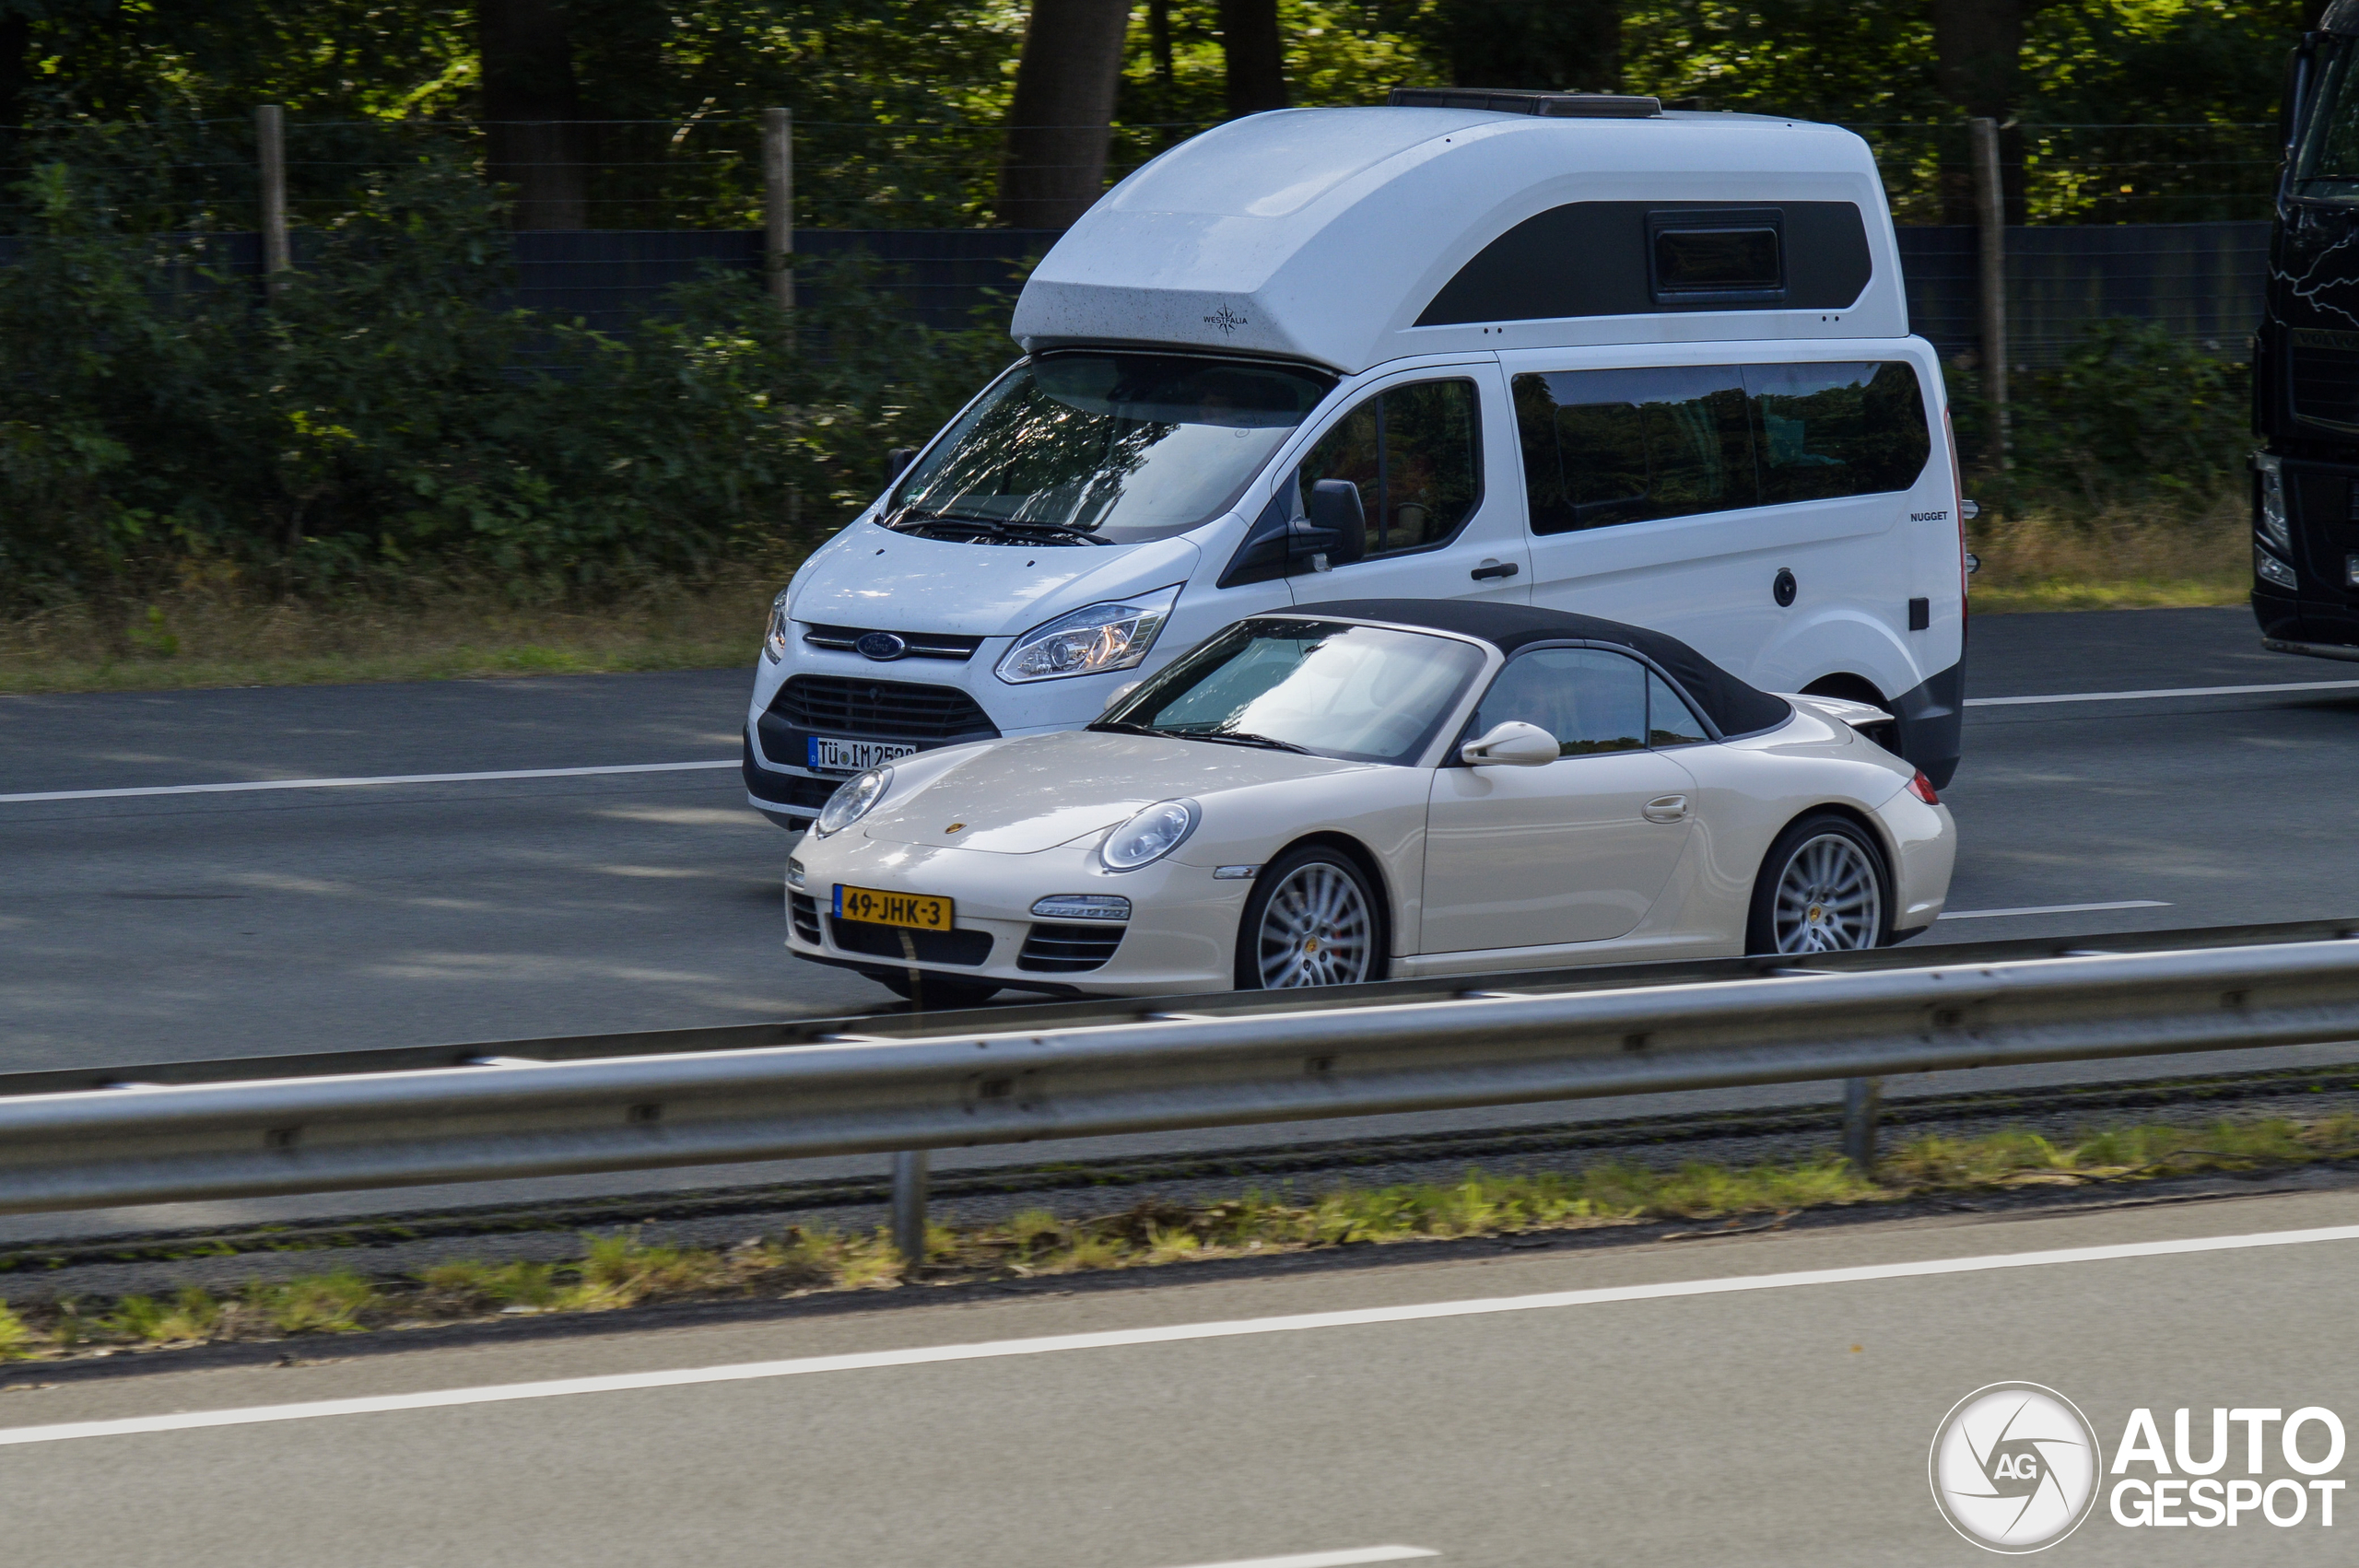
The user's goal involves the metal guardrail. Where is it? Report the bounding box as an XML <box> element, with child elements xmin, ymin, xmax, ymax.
<box><xmin>4</xmin><ymin>930</ymin><xmax>2359</xmax><ymax>1242</ymax></box>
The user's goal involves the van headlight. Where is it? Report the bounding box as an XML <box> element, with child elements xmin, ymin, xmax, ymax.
<box><xmin>995</xmin><ymin>586</ymin><xmax>1180</xmax><ymax>684</ymax></box>
<box><xmin>762</xmin><ymin>588</ymin><xmax>793</xmax><ymax>662</ymax></box>
<box><xmin>1098</xmin><ymin>799</ymin><xmax>1199</xmax><ymax>871</ymax></box>
<box><xmin>816</xmin><ymin>766</ymin><xmax>892</xmax><ymax>837</ymax></box>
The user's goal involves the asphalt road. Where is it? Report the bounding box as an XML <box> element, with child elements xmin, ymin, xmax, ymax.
<box><xmin>3</xmin><ymin>603</ymin><xmax>2349</xmax><ymax>1071</ymax></box>
<box><xmin>6</xmin><ymin>1184</ymin><xmax>2356</xmax><ymax>1565</ymax></box>
<box><xmin>8</xmin><ymin>603</ymin><xmax>2359</xmax><ymax>1242</ymax></box>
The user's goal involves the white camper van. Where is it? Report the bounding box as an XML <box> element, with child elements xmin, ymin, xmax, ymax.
<box><xmin>745</xmin><ymin>90</ymin><xmax>1968</xmax><ymax>830</ymax></box>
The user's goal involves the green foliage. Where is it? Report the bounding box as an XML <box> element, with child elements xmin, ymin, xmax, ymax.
<box><xmin>0</xmin><ymin>149</ymin><xmax>1017</xmax><ymax>609</ymax></box>
<box><xmin>1953</xmin><ymin>319</ymin><xmax>2251</xmax><ymax>509</ymax></box>
<box><xmin>245</xmin><ymin>1270</ymin><xmax>381</xmax><ymax>1333</ymax></box>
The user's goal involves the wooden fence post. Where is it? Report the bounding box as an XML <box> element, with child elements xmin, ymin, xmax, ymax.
<box><xmin>762</xmin><ymin>108</ymin><xmax>794</xmax><ymax>310</ymax></box>
<box><xmin>256</xmin><ymin>104</ymin><xmax>289</xmax><ymax>302</ymax></box>
<box><xmin>1969</xmin><ymin>116</ymin><xmax>2010</xmax><ymax>468</ymax></box>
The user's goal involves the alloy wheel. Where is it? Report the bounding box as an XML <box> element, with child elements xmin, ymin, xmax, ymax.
<box><xmin>1771</xmin><ymin>832</ymin><xmax>1883</xmax><ymax>954</ymax></box>
<box><xmin>1255</xmin><ymin>860</ymin><xmax>1375</xmax><ymax>988</ymax></box>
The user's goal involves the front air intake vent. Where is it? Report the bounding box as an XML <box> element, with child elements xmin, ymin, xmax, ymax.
<box><xmin>1387</xmin><ymin>88</ymin><xmax>1661</xmax><ymax>119</ymax></box>
<box><xmin>1018</xmin><ymin>923</ymin><xmax>1127</xmax><ymax>973</ymax></box>
<box><xmin>769</xmin><ymin>675</ymin><xmax>998</xmax><ymax>742</ymax></box>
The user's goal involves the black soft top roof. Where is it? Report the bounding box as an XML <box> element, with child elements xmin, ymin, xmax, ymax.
<box><xmin>1288</xmin><ymin>598</ymin><xmax>1794</xmax><ymax>739</ymax></box>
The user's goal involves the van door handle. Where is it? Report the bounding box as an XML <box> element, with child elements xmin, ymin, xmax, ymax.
<box><xmin>1642</xmin><ymin>794</ymin><xmax>1689</xmax><ymax>824</ymax></box>
<box><xmin>1471</xmin><ymin>559</ymin><xmax>1519</xmax><ymax>581</ymax></box>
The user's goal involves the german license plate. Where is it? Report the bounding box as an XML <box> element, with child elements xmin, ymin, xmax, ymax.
<box><xmin>808</xmin><ymin>735</ymin><xmax>918</xmax><ymax>775</ymax></box>
<box><xmin>832</xmin><ymin>884</ymin><xmax>953</xmax><ymax>931</ymax></box>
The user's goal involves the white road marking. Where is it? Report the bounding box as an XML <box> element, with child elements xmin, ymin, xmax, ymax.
<box><xmin>1937</xmin><ymin>899</ymin><xmax>2171</xmax><ymax>920</ymax></box>
<box><xmin>1966</xmin><ymin>678</ymin><xmax>2359</xmax><ymax>708</ymax></box>
<box><xmin>0</xmin><ymin>760</ymin><xmax>737</xmax><ymax>805</ymax></box>
<box><xmin>3</xmin><ymin>1222</ymin><xmax>2356</xmax><ymax>1449</ymax></box>
<box><xmin>1156</xmin><ymin>1550</ymin><xmax>1437</xmax><ymax>1568</ymax></box>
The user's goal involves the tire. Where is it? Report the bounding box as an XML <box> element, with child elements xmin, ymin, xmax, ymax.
<box><xmin>1235</xmin><ymin>846</ymin><xmax>1388</xmax><ymax>990</ymax></box>
<box><xmin>1745</xmin><ymin>813</ymin><xmax>1891</xmax><ymax>955</ymax></box>
<box><xmin>876</xmin><ymin>971</ymin><xmax>1001</xmax><ymax>1010</ymax></box>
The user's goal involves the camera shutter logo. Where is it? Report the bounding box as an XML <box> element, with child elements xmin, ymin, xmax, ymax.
<box><xmin>1930</xmin><ymin>1383</ymin><xmax>2103</xmax><ymax>1552</ymax></box>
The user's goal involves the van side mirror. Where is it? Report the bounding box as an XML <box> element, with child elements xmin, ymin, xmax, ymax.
<box><xmin>1461</xmin><ymin>720</ymin><xmax>1560</xmax><ymax>767</ymax></box>
<box><xmin>1289</xmin><ymin>479</ymin><xmax>1367</xmax><ymax>571</ymax></box>
<box><xmin>884</xmin><ymin>447</ymin><xmax>917</xmax><ymax>485</ymax></box>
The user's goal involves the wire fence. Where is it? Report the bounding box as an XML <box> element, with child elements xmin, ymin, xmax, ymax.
<box><xmin>0</xmin><ymin>113</ymin><xmax>2285</xmax><ymax>363</ymax></box>
<box><xmin>0</xmin><ymin>113</ymin><xmax>2287</xmax><ymax>233</ymax></box>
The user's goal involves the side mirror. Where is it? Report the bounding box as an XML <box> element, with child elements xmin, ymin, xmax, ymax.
<box><xmin>1102</xmin><ymin>680</ymin><xmax>1141</xmax><ymax>713</ymax></box>
<box><xmin>1461</xmin><ymin>720</ymin><xmax>1559</xmax><ymax>767</ymax></box>
<box><xmin>1286</xmin><ymin>479</ymin><xmax>1367</xmax><ymax>572</ymax></box>
<box><xmin>884</xmin><ymin>447</ymin><xmax>917</xmax><ymax>485</ymax></box>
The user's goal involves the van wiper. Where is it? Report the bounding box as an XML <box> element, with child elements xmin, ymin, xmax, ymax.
<box><xmin>886</xmin><ymin>509</ymin><xmax>1109</xmax><ymax>544</ymax></box>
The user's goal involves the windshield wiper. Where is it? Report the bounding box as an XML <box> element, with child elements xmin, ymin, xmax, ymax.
<box><xmin>1087</xmin><ymin>721</ymin><xmax>1310</xmax><ymax>754</ymax></box>
<box><xmin>886</xmin><ymin>509</ymin><xmax>1109</xmax><ymax>544</ymax></box>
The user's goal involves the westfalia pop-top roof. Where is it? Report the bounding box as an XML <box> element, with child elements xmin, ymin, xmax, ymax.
<box><xmin>1290</xmin><ymin>598</ymin><xmax>1795</xmax><ymax>739</ymax></box>
<box><xmin>1010</xmin><ymin>104</ymin><xmax>1908</xmax><ymax>375</ymax></box>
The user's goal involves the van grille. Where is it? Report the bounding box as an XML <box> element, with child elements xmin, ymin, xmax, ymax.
<box><xmin>769</xmin><ymin>675</ymin><xmax>997</xmax><ymax>742</ymax></box>
<box><xmin>1018</xmin><ymin>923</ymin><xmax>1127</xmax><ymax>973</ymax></box>
<box><xmin>827</xmin><ymin>917</ymin><xmax>994</xmax><ymax>967</ymax></box>
<box><xmin>801</xmin><ymin>625</ymin><xmax>983</xmax><ymax>662</ymax></box>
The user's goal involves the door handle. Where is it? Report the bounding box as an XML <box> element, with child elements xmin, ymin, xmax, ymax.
<box><xmin>1471</xmin><ymin>559</ymin><xmax>1520</xmax><ymax>581</ymax></box>
<box><xmin>1642</xmin><ymin>794</ymin><xmax>1689</xmax><ymax>824</ymax></box>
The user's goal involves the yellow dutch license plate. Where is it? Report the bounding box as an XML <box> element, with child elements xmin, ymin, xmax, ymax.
<box><xmin>832</xmin><ymin>884</ymin><xmax>953</xmax><ymax>931</ymax></box>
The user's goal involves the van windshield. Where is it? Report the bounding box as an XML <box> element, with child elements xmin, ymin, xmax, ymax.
<box><xmin>885</xmin><ymin>352</ymin><xmax>1335</xmax><ymax>545</ymax></box>
<box><xmin>2296</xmin><ymin>38</ymin><xmax>2359</xmax><ymax>197</ymax></box>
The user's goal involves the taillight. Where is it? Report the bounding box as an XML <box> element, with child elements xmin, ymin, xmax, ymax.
<box><xmin>1907</xmin><ymin>770</ymin><xmax>1941</xmax><ymax>806</ymax></box>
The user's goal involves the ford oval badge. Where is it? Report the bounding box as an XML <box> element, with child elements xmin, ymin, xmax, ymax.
<box><xmin>854</xmin><ymin>631</ymin><xmax>908</xmax><ymax>661</ymax></box>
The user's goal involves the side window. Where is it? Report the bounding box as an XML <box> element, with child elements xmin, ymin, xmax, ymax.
<box><xmin>1299</xmin><ymin>378</ymin><xmax>1481</xmax><ymax>556</ymax></box>
<box><xmin>1469</xmin><ymin>648</ymin><xmax>1648</xmax><ymax>757</ymax></box>
<box><xmin>1511</xmin><ymin>367</ymin><xmax>1755</xmax><ymax>536</ymax></box>
<box><xmin>1743</xmin><ymin>361</ymin><xmax>1931</xmax><ymax>505</ymax></box>
<box><xmin>1648</xmin><ymin>672</ymin><xmax>1709</xmax><ymax>747</ymax></box>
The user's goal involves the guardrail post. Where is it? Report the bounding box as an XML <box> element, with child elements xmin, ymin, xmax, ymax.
<box><xmin>762</xmin><ymin>107</ymin><xmax>793</xmax><ymax>310</ymax></box>
<box><xmin>1842</xmin><ymin>1076</ymin><xmax>1884</xmax><ymax>1175</ymax></box>
<box><xmin>891</xmin><ymin>1149</ymin><xmax>929</xmax><ymax>1271</ymax></box>
<box><xmin>256</xmin><ymin>104</ymin><xmax>289</xmax><ymax>302</ymax></box>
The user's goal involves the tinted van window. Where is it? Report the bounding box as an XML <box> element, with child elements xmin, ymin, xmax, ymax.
<box><xmin>1299</xmin><ymin>379</ymin><xmax>1481</xmax><ymax>556</ymax></box>
<box><xmin>1512</xmin><ymin>367</ymin><xmax>1754</xmax><ymax>536</ymax></box>
<box><xmin>1743</xmin><ymin>361</ymin><xmax>1931</xmax><ymax>505</ymax></box>
<box><xmin>1512</xmin><ymin>360</ymin><xmax>1931</xmax><ymax>535</ymax></box>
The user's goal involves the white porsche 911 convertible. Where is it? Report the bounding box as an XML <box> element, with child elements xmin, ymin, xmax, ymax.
<box><xmin>784</xmin><ymin>601</ymin><xmax>1954</xmax><ymax>1005</ymax></box>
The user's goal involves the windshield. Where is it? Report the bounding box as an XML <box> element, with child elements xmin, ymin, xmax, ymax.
<box><xmin>2295</xmin><ymin>39</ymin><xmax>2359</xmax><ymax>195</ymax></box>
<box><xmin>886</xmin><ymin>352</ymin><xmax>1334</xmax><ymax>545</ymax></box>
<box><xmin>1098</xmin><ymin>618</ymin><xmax>1486</xmax><ymax>766</ymax></box>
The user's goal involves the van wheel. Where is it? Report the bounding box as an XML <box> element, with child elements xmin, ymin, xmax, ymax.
<box><xmin>1745</xmin><ymin>813</ymin><xmax>1890</xmax><ymax>955</ymax></box>
<box><xmin>877</xmin><ymin>971</ymin><xmax>1001</xmax><ymax>1009</ymax></box>
<box><xmin>1236</xmin><ymin>847</ymin><xmax>1387</xmax><ymax>989</ymax></box>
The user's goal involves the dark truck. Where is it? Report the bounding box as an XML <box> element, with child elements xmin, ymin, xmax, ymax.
<box><xmin>2256</xmin><ymin>0</ymin><xmax>2359</xmax><ymax>660</ymax></box>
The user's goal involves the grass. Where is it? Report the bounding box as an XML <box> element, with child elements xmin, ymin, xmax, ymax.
<box><xmin>1965</xmin><ymin>490</ymin><xmax>2248</xmax><ymax>614</ymax></box>
<box><xmin>0</xmin><ymin>564</ymin><xmax>790</xmax><ymax>696</ymax></box>
<box><xmin>0</xmin><ymin>1113</ymin><xmax>2352</xmax><ymax>1363</ymax></box>
<box><xmin>0</xmin><ymin>487</ymin><xmax>2253</xmax><ymax>696</ymax></box>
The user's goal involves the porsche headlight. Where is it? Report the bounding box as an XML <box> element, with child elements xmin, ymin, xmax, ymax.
<box><xmin>995</xmin><ymin>586</ymin><xmax>1180</xmax><ymax>685</ymax></box>
<box><xmin>762</xmin><ymin>587</ymin><xmax>793</xmax><ymax>663</ymax></box>
<box><xmin>816</xmin><ymin>766</ymin><xmax>892</xmax><ymax>837</ymax></box>
<box><xmin>1098</xmin><ymin>798</ymin><xmax>1199</xmax><ymax>872</ymax></box>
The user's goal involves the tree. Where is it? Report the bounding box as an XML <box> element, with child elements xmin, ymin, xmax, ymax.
<box><xmin>1218</xmin><ymin>0</ymin><xmax>1286</xmax><ymax>115</ymax></box>
<box><xmin>999</xmin><ymin>0</ymin><xmax>1133</xmax><ymax>228</ymax></box>
<box><xmin>478</xmin><ymin>0</ymin><xmax>586</xmax><ymax>229</ymax></box>
<box><xmin>1414</xmin><ymin>0</ymin><xmax>1620</xmax><ymax>94</ymax></box>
